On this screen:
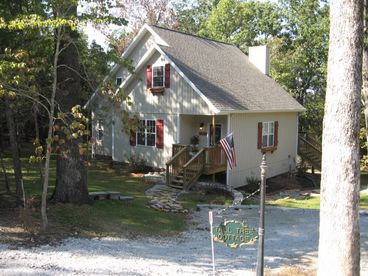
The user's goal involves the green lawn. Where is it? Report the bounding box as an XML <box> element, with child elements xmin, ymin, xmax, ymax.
<box><xmin>0</xmin><ymin>157</ymin><xmax>187</xmax><ymax>239</ymax></box>
<box><xmin>267</xmin><ymin>192</ymin><xmax>368</xmax><ymax>210</ymax></box>
<box><xmin>178</xmin><ymin>191</ymin><xmax>233</xmax><ymax>210</ymax></box>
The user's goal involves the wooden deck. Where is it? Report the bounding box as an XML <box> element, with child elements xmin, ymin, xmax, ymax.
<box><xmin>166</xmin><ymin>144</ymin><xmax>227</xmax><ymax>190</ymax></box>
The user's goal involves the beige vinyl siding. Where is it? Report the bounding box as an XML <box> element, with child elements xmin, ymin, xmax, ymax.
<box><xmin>115</xmin><ymin>32</ymin><xmax>155</xmax><ymax>80</ymax></box>
<box><xmin>228</xmin><ymin>112</ymin><xmax>298</xmax><ymax>188</ymax></box>
<box><xmin>123</xmin><ymin>52</ymin><xmax>213</xmax><ymax>115</ymax></box>
<box><xmin>91</xmin><ymin>110</ymin><xmax>112</xmax><ymax>157</ymax></box>
<box><xmin>111</xmin><ymin>112</ymin><xmax>177</xmax><ymax>168</ymax></box>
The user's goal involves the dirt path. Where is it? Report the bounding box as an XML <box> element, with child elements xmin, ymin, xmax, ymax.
<box><xmin>0</xmin><ymin>206</ymin><xmax>367</xmax><ymax>275</ymax></box>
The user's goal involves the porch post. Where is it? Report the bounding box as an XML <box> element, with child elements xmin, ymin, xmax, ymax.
<box><xmin>212</xmin><ymin>115</ymin><xmax>215</xmax><ymax>146</ymax></box>
<box><xmin>176</xmin><ymin>113</ymin><xmax>180</xmax><ymax>144</ymax></box>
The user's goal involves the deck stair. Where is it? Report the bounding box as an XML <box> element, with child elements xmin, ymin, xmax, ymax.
<box><xmin>166</xmin><ymin>144</ymin><xmax>227</xmax><ymax>190</ymax></box>
<box><xmin>298</xmin><ymin>133</ymin><xmax>322</xmax><ymax>170</ymax></box>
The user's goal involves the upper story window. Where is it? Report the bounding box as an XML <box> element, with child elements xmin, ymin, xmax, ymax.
<box><xmin>137</xmin><ymin>120</ymin><xmax>156</xmax><ymax>147</ymax></box>
<box><xmin>152</xmin><ymin>66</ymin><xmax>164</xmax><ymax>87</ymax></box>
<box><xmin>116</xmin><ymin>77</ymin><xmax>122</xmax><ymax>86</ymax></box>
<box><xmin>146</xmin><ymin>64</ymin><xmax>170</xmax><ymax>92</ymax></box>
<box><xmin>262</xmin><ymin>121</ymin><xmax>274</xmax><ymax>148</ymax></box>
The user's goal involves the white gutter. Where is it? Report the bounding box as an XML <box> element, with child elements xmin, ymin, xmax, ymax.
<box><xmin>216</xmin><ymin>108</ymin><xmax>306</xmax><ymax>115</ymax></box>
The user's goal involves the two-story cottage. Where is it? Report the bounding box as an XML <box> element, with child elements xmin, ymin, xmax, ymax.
<box><xmin>85</xmin><ymin>24</ymin><xmax>305</xmax><ymax>189</ymax></box>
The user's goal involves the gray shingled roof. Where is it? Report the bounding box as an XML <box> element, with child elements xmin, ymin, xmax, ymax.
<box><xmin>150</xmin><ymin>25</ymin><xmax>304</xmax><ymax>113</ymax></box>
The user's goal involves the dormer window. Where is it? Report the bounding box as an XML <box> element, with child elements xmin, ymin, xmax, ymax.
<box><xmin>146</xmin><ymin>63</ymin><xmax>170</xmax><ymax>93</ymax></box>
<box><xmin>116</xmin><ymin>77</ymin><xmax>122</xmax><ymax>86</ymax></box>
<box><xmin>152</xmin><ymin>66</ymin><xmax>164</xmax><ymax>87</ymax></box>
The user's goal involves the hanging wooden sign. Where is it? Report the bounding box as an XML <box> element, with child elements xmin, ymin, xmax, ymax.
<box><xmin>212</xmin><ymin>220</ymin><xmax>258</xmax><ymax>249</ymax></box>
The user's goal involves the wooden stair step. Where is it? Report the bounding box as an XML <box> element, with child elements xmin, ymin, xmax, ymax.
<box><xmin>169</xmin><ymin>184</ymin><xmax>185</xmax><ymax>189</ymax></box>
<box><xmin>171</xmin><ymin>179</ymin><xmax>184</xmax><ymax>185</ymax></box>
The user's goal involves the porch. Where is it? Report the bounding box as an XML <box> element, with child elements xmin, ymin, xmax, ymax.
<box><xmin>166</xmin><ymin>144</ymin><xmax>227</xmax><ymax>190</ymax></box>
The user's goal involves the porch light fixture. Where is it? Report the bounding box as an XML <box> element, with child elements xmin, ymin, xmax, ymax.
<box><xmin>199</xmin><ymin>122</ymin><xmax>204</xmax><ymax>131</ymax></box>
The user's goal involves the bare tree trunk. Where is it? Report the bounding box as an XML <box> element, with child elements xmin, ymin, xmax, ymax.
<box><xmin>363</xmin><ymin>0</ymin><xmax>368</xmax><ymax>141</ymax></box>
<box><xmin>4</xmin><ymin>97</ymin><xmax>23</xmax><ymax>205</ymax></box>
<box><xmin>33</xmin><ymin>100</ymin><xmax>44</xmax><ymax>182</ymax></box>
<box><xmin>33</xmin><ymin>102</ymin><xmax>40</xmax><ymax>142</ymax></box>
<box><xmin>52</xmin><ymin>4</ymin><xmax>88</xmax><ymax>204</ymax></box>
<box><xmin>40</xmin><ymin>27</ymin><xmax>62</xmax><ymax>230</ymax></box>
<box><xmin>0</xmin><ymin>149</ymin><xmax>10</xmax><ymax>192</ymax></box>
<box><xmin>318</xmin><ymin>0</ymin><xmax>363</xmax><ymax>275</ymax></box>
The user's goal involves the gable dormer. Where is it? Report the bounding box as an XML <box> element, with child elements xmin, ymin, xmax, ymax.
<box><xmin>146</xmin><ymin>57</ymin><xmax>170</xmax><ymax>94</ymax></box>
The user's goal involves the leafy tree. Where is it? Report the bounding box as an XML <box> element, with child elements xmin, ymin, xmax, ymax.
<box><xmin>272</xmin><ymin>0</ymin><xmax>329</xmax><ymax>136</ymax></box>
<box><xmin>199</xmin><ymin>0</ymin><xmax>282</xmax><ymax>50</ymax></box>
<box><xmin>175</xmin><ymin>0</ymin><xmax>220</xmax><ymax>34</ymax></box>
<box><xmin>0</xmin><ymin>0</ymin><xmax>127</xmax><ymax>227</ymax></box>
<box><xmin>318</xmin><ymin>0</ymin><xmax>363</xmax><ymax>274</ymax></box>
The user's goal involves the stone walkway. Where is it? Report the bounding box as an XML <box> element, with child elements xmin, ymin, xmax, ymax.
<box><xmin>143</xmin><ymin>171</ymin><xmax>245</xmax><ymax>213</ymax></box>
<box><xmin>145</xmin><ymin>184</ymin><xmax>188</xmax><ymax>213</ymax></box>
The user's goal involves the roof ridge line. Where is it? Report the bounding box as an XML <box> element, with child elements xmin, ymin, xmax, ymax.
<box><xmin>148</xmin><ymin>24</ymin><xmax>237</xmax><ymax>47</ymax></box>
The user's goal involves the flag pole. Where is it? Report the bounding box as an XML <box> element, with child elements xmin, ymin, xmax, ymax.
<box><xmin>256</xmin><ymin>154</ymin><xmax>268</xmax><ymax>276</ymax></box>
<box><xmin>209</xmin><ymin>211</ymin><xmax>216</xmax><ymax>276</ymax></box>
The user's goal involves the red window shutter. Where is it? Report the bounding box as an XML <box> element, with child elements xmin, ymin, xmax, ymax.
<box><xmin>156</xmin><ymin>119</ymin><xmax>164</xmax><ymax>149</ymax></box>
<box><xmin>164</xmin><ymin>64</ymin><xmax>170</xmax><ymax>88</ymax></box>
<box><xmin>146</xmin><ymin>65</ymin><xmax>152</xmax><ymax>89</ymax></box>
<box><xmin>274</xmin><ymin>121</ymin><xmax>279</xmax><ymax>147</ymax></box>
<box><xmin>129</xmin><ymin>119</ymin><xmax>136</xmax><ymax>146</ymax></box>
<box><xmin>257</xmin><ymin>122</ymin><xmax>262</xmax><ymax>149</ymax></box>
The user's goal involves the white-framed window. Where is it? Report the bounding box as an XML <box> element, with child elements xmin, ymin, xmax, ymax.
<box><xmin>262</xmin><ymin>121</ymin><xmax>274</xmax><ymax>148</ymax></box>
<box><xmin>137</xmin><ymin>120</ymin><xmax>156</xmax><ymax>146</ymax></box>
<box><xmin>97</xmin><ymin>120</ymin><xmax>103</xmax><ymax>141</ymax></box>
<box><xmin>152</xmin><ymin>65</ymin><xmax>164</xmax><ymax>87</ymax></box>
<box><xmin>116</xmin><ymin>77</ymin><xmax>122</xmax><ymax>86</ymax></box>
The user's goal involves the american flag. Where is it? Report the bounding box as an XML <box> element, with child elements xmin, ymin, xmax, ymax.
<box><xmin>219</xmin><ymin>133</ymin><xmax>237</xmax><ymax>170</ymax></box>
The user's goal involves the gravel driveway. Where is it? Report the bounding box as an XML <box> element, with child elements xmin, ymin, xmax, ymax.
<box><xmin>1</xmin><ymin>206</ymin><xmax>367</xmax><ymax>275</ymax></box>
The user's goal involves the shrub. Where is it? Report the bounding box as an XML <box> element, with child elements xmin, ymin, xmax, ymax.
<box><xmin>128</xmin><ymin>156</ymin><xmax>151</xmax><ymax>173</ymax></box>
<box><xmin>245</xmin><ymin>176</ymin><xmax>260</xmax><ymax>186</ymax></box>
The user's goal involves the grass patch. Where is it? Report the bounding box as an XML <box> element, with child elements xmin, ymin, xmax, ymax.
<box><xmin>178</xmin><ymin>190</ymin><xmax>233</xmax><ymax>210</ymax></box>
<box><xmin>267</xmin><ymin>196</ymin><xmax>321</xmax><ymax>209</ymax></box>
<box><xmin>0</xmin><ymin>157</ymin><xmax>188</xmax><ymax>244</ymax></box>
<box><xmin>267</xmin><ymin>192</ymin><xmax>368</xmax><ymax>210</ymax></box>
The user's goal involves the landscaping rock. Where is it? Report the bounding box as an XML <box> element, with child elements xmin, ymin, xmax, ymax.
<box><xmin>89</xmin><ymin>191</ymin><xmax>134</xmax><ymax>202</ymax></box>
<box><xmin>145</xmin><ymin>184</ymin><xmax>188</xmax><ymax>214</ymax></box>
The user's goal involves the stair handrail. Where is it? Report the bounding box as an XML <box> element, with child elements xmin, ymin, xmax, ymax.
<box><xmin>182</xmin><ymin>148</ymin><xmax>205</xmax><ymax>190</ymax></box>
<box><xmin>298</xmin><ymin>136</ymin><xmax>321</xmax><ymax>154</ymax></box>
<box><xmin>299</xmin><ymin>132</ymin><xmax>321</xmax><ymax>150</ymax></box>
<box><xmin>166</xmin><ymin>146</ymin><xmax>188</xmax><ymax>166</ymax></box>
<box><xmin>166</xmin><ymin>146</ymin><xmax>189</xmax><ymax>186</ymax></box>
<box><xmin>183</xmin><ymin>148</ymin><xmax>205</xmax><ymax>168</ymax></box>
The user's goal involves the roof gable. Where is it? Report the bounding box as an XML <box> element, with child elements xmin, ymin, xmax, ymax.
<box><xmin>86</xmin><ymin>24</ymin><xmax>304</xmax><ymax>113</ymax></box>
<box><xmin>149</xmin><ymin>25</ymin><xmax>304</xmax><ymax>113</ymax></box>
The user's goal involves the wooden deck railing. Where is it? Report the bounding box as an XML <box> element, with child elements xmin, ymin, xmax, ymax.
<box><xmin>172</xmin><ymin>144</ymin><xmax>188</xmax><ymax>156</ymax></box>
<box><xmin>203</xmin><ymin>145</ymin><xmax>227</xmax><ymax>174</ymax></box>
<box><xmin>167</xmin><ymin>144</ymin><xmax>227</xmax><ymax>189</ymax></box>
<box><xmin>166</xmin><ymin>145</ymin><xmax>190</xmax><ymax>187</ymax></box>
<box><xmin>183</xmin><ymin>148</ymin><xmax>205</xmax><ymax>190</ymax></box>
<box><xmin>298</xmin><ymin>135</ymin><xmax>322</xmax><ymax>169</ymax></box>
